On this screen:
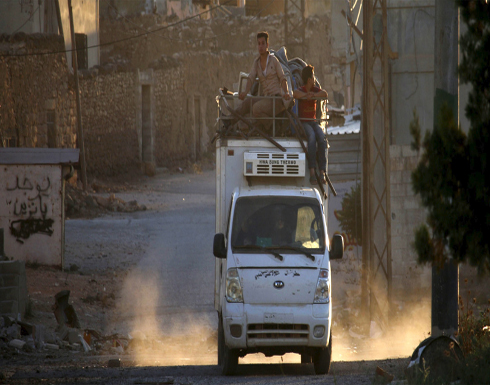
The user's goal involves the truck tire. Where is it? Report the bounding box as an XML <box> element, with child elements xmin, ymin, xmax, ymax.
<box><xmin>218</xmin><ymin>316</ymin><xmax>238</xmax><ymax>375</ymax></box>
<box><xmin>313</xmin><ymin>331</ymin><xmax>332</xmax><ymax>375</ymax></box>
<box><xmin>301</xmin><ymin>353</ymin><xmax>312</xmax><ymax>364</ymax></box>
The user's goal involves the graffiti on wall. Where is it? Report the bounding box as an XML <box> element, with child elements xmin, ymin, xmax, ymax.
<box><xmin>6</xmin><ymin>175</ymin><xmax>54</xmax><ymax>243</ymax></box>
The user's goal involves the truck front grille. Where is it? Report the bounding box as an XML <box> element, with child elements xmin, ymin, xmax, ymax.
<box><xmin>247</xmin><ymin>324</ymin><xmax>309</xmax><ymax>340</ymax></box>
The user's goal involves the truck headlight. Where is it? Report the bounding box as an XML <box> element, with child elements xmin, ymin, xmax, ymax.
<box><xmin>314</xmin><ymin>269</ymin><xmax>330</xmax><ymax>303</ymax></box>
<box><xmin>226</xmin><ymin>268</ymin><xmax>243</xmax><ymax>303</ymax></box>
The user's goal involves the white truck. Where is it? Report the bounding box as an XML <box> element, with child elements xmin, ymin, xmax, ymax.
<box><xmin>213</xmin><ymin>134</ymin><xmax>344</xmax><ymax>375</ymax></box>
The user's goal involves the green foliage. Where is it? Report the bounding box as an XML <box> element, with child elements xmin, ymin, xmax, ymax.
<box><xmin>457</xmin><ymin>286</ymin><xmax>490</xmax><ymax>385</ymax></box>
<box><xmin>413</xmin><ymin>224</ymin><xmax>435</xmax><ymax>265</ymax></box>
<box><xmin>411</xmin><ymin>1</ymin><xmax>490</xmax><ymax>272</ymax></box>
<box><xmin>409</xmin><ymin>108</ymin><xmax>421</xmax><ymax>152</ymax></box>
<box><xmin>336</xmin><ymin>183</ymin><xmax>362</xmax><ymax>246</ymax></box>
<box><xmin>411</xmin><ymin>104</ymin><xmax>470</xmax><ymax>267</ymax></box>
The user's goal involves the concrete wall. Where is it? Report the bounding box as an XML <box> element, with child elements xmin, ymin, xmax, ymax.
<box><xmin>0</xmin><ymin>165</ymin><xmax>64</xmax><ymax>267</ymax></box>
<box><xmin>328</xmin><ymin>145</ymin><xmax>431</xmax><ymax>301</ymax></box>
<box><xmin>389</xmin><ymin>144</ymin><xmax>430</xmax><ymax>297</ymax></box>
<box><xmin>387</xmin><ymin>0</ymin><xmax>436</xmax><ymax>146</ymax></box>
<box><xmin>0</xmin><ymin>0</ymin><xmax>46</xmax><ymax>34</ymax></box>
<box><xmin>0</xmin><ymin>261</ymin><xmax>28</xmax><ymax>320</ymax></box>
<box><xmin>58</xmin><ymin>0</ymin><xmax>100</xmax><ymax>69</ymax></box>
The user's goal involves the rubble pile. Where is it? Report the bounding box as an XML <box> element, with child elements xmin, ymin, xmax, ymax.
<box><xmin>1</xmin><ymin>289</ymin><xmax>129</xmax><ymax>359</ymax></box>
<box><xmin>65</xmin><ymin>184</ymin><xmax>147</xmax><ymax>218</ymax></box>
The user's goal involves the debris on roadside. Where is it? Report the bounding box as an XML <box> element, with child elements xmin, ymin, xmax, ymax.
<box><xmin>133</xmin><ymin>377</ymin><xmax>174</xmax><ymax>384</ymax></box>
<box><xmin>108</xmin><ymin>358</ymin><xmax>121</xmax><ymax>368</ymax></box>
<box><xmin>65</xmin><ymin>184</ymin><xmax>147</xmax><ymax>218</ymax></box>
<box><xmin>53</xmin><ymin>290</ymin><xmax>81</xmax><ymax>329</ymax></box>
<box><xmin>375</xmin><ymin>366</ymin><xmax>395</xmax><ymax>383</ymax></box>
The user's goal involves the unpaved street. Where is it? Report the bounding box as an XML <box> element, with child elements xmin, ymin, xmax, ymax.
<box><xmin>2</xmin><ymin>168</ymin><xmax>409</xmax><ymax>384</ymax></box>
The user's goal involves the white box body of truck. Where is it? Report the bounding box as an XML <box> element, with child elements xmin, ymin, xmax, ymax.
<box><xmin>213</xmin><ymin>138</ymin><xmax>343</xmax><ymax>375</ymax></box>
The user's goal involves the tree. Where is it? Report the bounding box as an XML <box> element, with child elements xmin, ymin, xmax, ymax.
<box><xmin>336</xmin><ymin>183</ymin><xmax>362</xmax><ymax>246</ymax></box>
<box><xmin>411</xmin><ymin>1</ymin><xmax>490</xmax><ymax>272</ymax></box>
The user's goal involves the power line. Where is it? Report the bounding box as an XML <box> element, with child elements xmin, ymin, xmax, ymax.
<box><xmin>0</xmin><ymin>0</ymin><xmax>235</xmax><ymax>58</ymax></box>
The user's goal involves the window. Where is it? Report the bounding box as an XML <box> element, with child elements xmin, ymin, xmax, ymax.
<box><xmin>75</xmin><ymin>33</ymin><xmax>88</xmax><ymax>70</ymax></box>
<box><xmin>231</xmin><ymin>196</ymin><xmax>325</xmax><ymax>251</ymax></box>
<box><xmin>3</xmin><ymin>137</ymin><xmax>16</xmax><ymax>147</ymax></box>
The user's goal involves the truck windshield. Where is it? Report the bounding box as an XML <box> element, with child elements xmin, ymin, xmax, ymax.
<box><xmin>231</xmin><ymin>196</ymin><xmax>325</xmax><ymax>253</ymax></box>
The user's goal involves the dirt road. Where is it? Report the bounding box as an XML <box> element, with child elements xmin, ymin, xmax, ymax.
<box><xmin>2</xmin><ymin>167</ymin><xmax>411</xmax><ymax>384</ymax></box>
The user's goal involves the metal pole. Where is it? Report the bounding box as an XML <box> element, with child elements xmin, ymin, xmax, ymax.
<box><xmin>360</xmin><ymin>0</ymin><xmax>372</xmax><ymax>323</ymax></box>
<box><xmin>68</xmin><ymin>0</ymin><xmax>87</xmax><ymax>191</ymax></box>
<box><xmin>431</xmin><ymin>0</ymin><xmax>459</xmax><ymax>338</ymax></box>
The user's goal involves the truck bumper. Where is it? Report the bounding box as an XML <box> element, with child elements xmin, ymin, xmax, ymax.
<box><xmin>223</xmin><ymin>302</ymin><xmax>331</xmax><ymax>350</ymax></box>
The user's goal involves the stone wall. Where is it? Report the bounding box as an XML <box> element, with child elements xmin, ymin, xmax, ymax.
<box><xmin>99</xmin><ymin>13</ymin><xmax>343</xmax><ymax>104</ymax></box>
<box><xmin>0</xmin><ymin>34</ymin><xmax>77</xmax><ymax>149</ymax></box>
<box><xmin>0</xmin><ymin>12</ymin><xmax>347</xmax><ymax>178</ymax></box>
<box><xmin>390</xmin><ymin>145</ymin><xmax>431</xmax><ymax>298</ymax></box>
<box><xmin>79</xmin><ymin>70</ymin><xmax>140</xmax><ymax>176</ymax></box>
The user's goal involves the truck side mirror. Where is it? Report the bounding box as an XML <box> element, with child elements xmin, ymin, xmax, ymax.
<box><xmin>330</xmin><ymin>234</ymin><xmax>344</xmax><ymax>260</ymax></box>
<box><xmin>213</xmin><ymin>233</ymin><xmax>227</xmax><ymax>259</ymax></box>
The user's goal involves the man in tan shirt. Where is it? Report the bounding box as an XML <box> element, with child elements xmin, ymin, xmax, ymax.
<box><xmin>231</xmin><ymin>31</ymin><xmax>290</xmax><ymax>130</ymax></box>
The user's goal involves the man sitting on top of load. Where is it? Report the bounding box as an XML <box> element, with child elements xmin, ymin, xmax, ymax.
<box><xmin>293</xmin><ymin>65</ymin><xmax>328</xmax><ymax>185</ymax></box>
<box><xmin>226</xmin><ymin>31</ymin><xmax>291</xmax><ymax>131</ymax></box>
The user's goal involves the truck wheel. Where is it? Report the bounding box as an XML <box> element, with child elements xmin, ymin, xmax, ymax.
<box><xmin>301</xmin><ymin>353</ymin><xmax>312</xmax><ymax>364</ymax></box>
<box><xmin>218</xmin><ymin>317</ymin><xmax>238</xmax><ymax>375</ymax></box>
<box><xmin>313</xmin><ymin>331</ymin><xmax>332</xmax><ymax>375</ymax></box>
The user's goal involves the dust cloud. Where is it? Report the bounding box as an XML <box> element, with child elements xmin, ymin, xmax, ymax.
<box><xmin>116</xmin><ymin>268</ymin><xmax>217</xmax><ymax>366</ymax></box>
<box><xmin>115</xmin><ymin>268</ymin><xmax>430</xmax><ymax>366</ymax></box>
<box><xmin>332</xmin><ymin>299</ymin><xmax>431</xmax><ymax>362</ymax></box>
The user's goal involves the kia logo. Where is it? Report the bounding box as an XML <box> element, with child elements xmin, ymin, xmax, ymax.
<box><xmin>273</xmin><ymin>281</ymin><xmax>284</xmax><ymax>289</ymax></box>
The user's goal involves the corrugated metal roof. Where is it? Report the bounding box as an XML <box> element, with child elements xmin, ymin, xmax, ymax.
<box><xmin>327</xmin><ymin>104</ymin><xmax>361</xmax><ymax>135</ymax></box>
<box><xmin>327</xmin><ymin>120</ymin><xmax>360</xmax><ymax>135</ymax></box>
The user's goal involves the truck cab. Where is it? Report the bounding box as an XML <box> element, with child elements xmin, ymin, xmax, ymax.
<box><xmin>213</xmin><ymin>137</ymin><xmax>343</xmax><ymax>375</ymax></box>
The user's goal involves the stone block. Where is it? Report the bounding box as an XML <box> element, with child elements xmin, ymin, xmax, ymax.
<box><xmin>390</xmin><ymin>145</ymin><xmax>402</xmax><ymax>158</ymax></box>
<box><xmin>391</xmin><ymin>183</ymin><xmax>406</xmax><ymax>197</ymax></box>
<box><xmin>67</xmin><ymin>329</ymin><xmax>81</xmax><ymax>344</ymax></box>
<box><xmin>391</xmin><ymin>197</ymin><xmax>404</xmax><ymax>210</ymax></box>
<box><xmin>0</xmin><ymin>274</ymin><xmax>20</xmax><ymax>287</ymax></box>
<box><xmin>402</xmin><ymin>170</ymin><xmax>414</xmax><ymax>184</ymax></box>
<box><xmin>390</xmin><ymin>170</ymin><xmax>402</xmax><ymax>184</ymax></box>
<box><xmin>0</xmin><ymin>261</ymin><xmax>25</xmax><ymax>275</ymax></box>
<box><xmin>0</xmin><ymin>300</ymin><xmax>19</xmax><ymax>316</ymax></box>
<box><xmin>33</xmin><ymin>324</ymin><xmax>45</xmax><ymax>348</ymax></box>
<box><xmin>0</xmin><ymin>287</ymin><xmax>21</xmax><ymax>302</ymax></box>
<box><xmin>9</xmin><ymin>339</ymin><xmax>26</xmax><ymax>350</ymax></box>
<box><xmin>390</xmin><ymin>157</ymin><xmax>404</xmax><ymax>171</ymax></box>
<box><xmin>403</xmin><ymin>197</ymin><xmax>422</xmax><ymax>210</ymax></box>
<box><xmin>392</xmin><ymin>235</ymin><xmax>409</xmax><ymax>251</ymax></box>
<box><xmin>401</xmin><ymin>145</ymin><xmax>418</xmax><ymax>158</ymax></box>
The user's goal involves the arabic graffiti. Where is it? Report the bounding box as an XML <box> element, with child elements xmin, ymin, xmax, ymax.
<box><xmin>6</xmin><ymin>175</ymin><xmax>54</xmax><ymax>242</ymax></box>
<box><xmin>10</xmin><ymin>218</ymin><xmax>55</xmax><ymax>241</ymax></box>
<box><xmin>255</xmin><ymin>270</ymin><xmax>280</xmax><ymax>280</ymax></box>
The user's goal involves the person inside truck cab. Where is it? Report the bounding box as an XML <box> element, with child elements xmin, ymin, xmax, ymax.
<box><xmin>271</xmin><ymin>212</ymin><xmax>293</xmax><ymax>246</ymax></box>
<box><xmin>226</xmin><ymin>31</ymin><xmax>290</xmax><ymax>131</ymax></box>
<box><xmin>235</xmin><ymin>216</ymin><xmax>255</xmax><ymax>246</ymax></box>
<box><xmin>293</xmin><ymin>65</ymin><xmax>328</xmax><ymax>185</ymax></box>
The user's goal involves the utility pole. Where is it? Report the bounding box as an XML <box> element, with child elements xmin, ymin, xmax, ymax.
<box><xmin>361</xmin><ymin>0</ymin><xmax>392</xmax><ymax>330</ymax></box>
<box><xmin>431</xmin><ymin>0</ymin><xmax>459</xmax><ymax>338</ymax></box>
<box><xmin>284</xmin><ymin>0</ymin><xmax>306</xmax><ymax>58</ymax></box>
<box><xmin>68</xmin><ymin>0</ymin><xmax>87</xmax><ymax>191</ymax></box>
